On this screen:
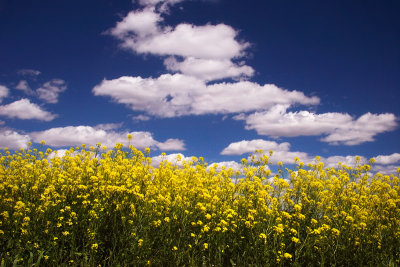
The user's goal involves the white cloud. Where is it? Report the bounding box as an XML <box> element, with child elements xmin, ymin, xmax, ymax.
<box><xmin>112</xmin><ymin>9</ymin><xmax>249</xmax><ymax>61</ymax></box>
<box><xmin>30</xmin><ymin>125</ymin><xmax>185</xmax><ymax>151</ymax></box>
<box><xmin>371</xmin><ymin>165</ymin><xmax>399</xmax><ymax>175</ymax></box>
<box><xmin>0</xmin><ymin>129</ymin><xmax>30</xmax><ymax>150</ymax></box>
<box><xmin>151</xmin><ymin>152</ymin><xmax>192</xmax><ymax>167</ymax></box>
<box><xmin>110</xmin><ymin>7</ymin><xmax>255</xmax><ymax>82</ymax></box>
<box><xmin>0</xmin><ymin>99</ymin><xmax>57</xmax><ymax>121</ymax></box>
<box><xmin>221</xmin><ymin>139</ymin><xmax>286</xmax><ymax>155</ymax></box>
<box><xmin>137</xmin><ymin>0</ymin><xmax>184</xmax><ymax>7</ymax></box>
<box><xmin>132</xmin><ymin>114</ymin><xmax>151</xmax><ymax>121</ymax></box>
<box><xmin>93</xmin><ymin>74</ymin><xmax>319</xmax><ymax>117</ymax></box>
<box><xmin>47</xmin><ymin>149</ymin><xmax>70</xmax><ymax>159</ymax></box>
<box><xmin>111</xmin><ymin>8</ymin><xmax>162</xmax><ymax>38</ymax></box>
<box><xmin>104</xmin><ymin>2</ymin><xmax>396</xmax><ymax>150</ymax></box>
<box><xmin>323</xmin><ymin>155</ymin><xmax>366</xmax><ymax>168</ymax></box>
<box><xmin>164</xmin><ymin>56</ymin><xmax>254</xmax><ymax>81</ymax></box>
<box><xmin>221</xmin><ymin>139</ymin><xmax>312</xmax><ymax>164</ymax></box>
<box><xmin>15</xmin><ymin>80</ymin><xmax>35</xmax><ymax>95</ymax></box>
<box><xmin>157</xmin><ymin>138</ymin><xmax>185</xmax><ymax>150</ymax></box>
<box><xmin>37</xmin><ymin>79</ymin><xmax>67</xmax><ymax>104</ymax></box>
<box><xmin>47</xmin><ymin>149</ymin><xmax>98</xmax><ymax>161</ymax></box>
<box><xmin>101</xmin><ymin>4</ymin><xmax>322</xmax><ymax>119</ymax></box>
<box><xmin>94</xmin><ymin>74</ymin><xmax>202</xmax><ymax>117</ymax></box>
<box><xmin>94</xmin><ymin>123</ymin><xmax>123</xmax><ymax>131</ymax></box>
<box><xmin>0</xmin><ymin>85</ymin><xmax>9</xmax><ymax>102</ymax></box>
<box><xmin>209</xmin><ymin>161</ymin><xmax>243</xmax><ymax>172</ymax></box>
<box><xmin>109</xmin><ymin>7</ymin><xmax>253</xmax><ymax>82</ymax></box>
<box><xmin>221</xmin><ymin>139</ymin><xmax>400</xmax><ymax>175</ymax></box>
<box><xmin>17</xmin><ymin>69</ymin><xmax>41</xmax><ymax>77</ymax></box>
<box><xmin>237</xmin><ymin>105</ymin><xmax>398</xmax><ymax>145</ymax></box>
<box><xmin>320</xmin><ymin>113</ymin><xmax>398</xmax><ymax>145</ymax></box>
<box><xmin>221</xmin><ymin>139</ymin><xmax>371</xmax><ymax>166</ymax></box>
<box><xmin>151</xmin><ymin>154</ymin><xmax>243</xmax><ymax>173</ymax></box>
<box><xmin>374</xmin><ymin>153</ymin><xmax>400</xmax><ymax>165</ymax></box>
<box><xmin>136</xmin><ymin>0</ymin><xmax>185</xmax><ymax>13</ymax></box>
<box><xmin>194</xmin><ymin>82</ymin><xmax>318</xmax><ymax>115</ymax></box>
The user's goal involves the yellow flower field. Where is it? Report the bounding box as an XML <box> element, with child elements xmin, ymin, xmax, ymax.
<box><xmin>0</xmin><ymin>142</ymin><xmax>399</xmax><ymax>266</ymax></box>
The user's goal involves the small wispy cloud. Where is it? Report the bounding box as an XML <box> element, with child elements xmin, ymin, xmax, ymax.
<box><xmin>0</xmin><ymin>85</ymin><xmax>9</xmax><ymax>103</ymax></box>
<box><xmin>37</xmin><ymin>79</ymin><xmax>67</xmax><ymax>104</ymax></box>
<box><xmin>15</xmin><ymin>80</ymin><xmax>35</xmax><ymax>95</ymax></box>
<box><xmin>17</xmin><ymin>69</ymin><xmax>41</xmax><ymax>77</ymax></box>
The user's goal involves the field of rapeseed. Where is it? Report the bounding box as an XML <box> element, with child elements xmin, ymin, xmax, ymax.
<box><xmin>1</xmin><ymin>140</ymin><xmax>399</xmax><ymax>266</ymax></box>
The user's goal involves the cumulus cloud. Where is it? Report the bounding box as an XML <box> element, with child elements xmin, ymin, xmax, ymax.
<box><xmin>102</xmin><ymin>1</ymin><xmax>396</xmax><ymax>149</ymax></box>
<box><xmin>109</xmin><ymin>6</ymin><xmax>253</xmax><ymax>81</ymax></box>
<box><xmin>0</xmin><ymin>129</ymin><xmax>30</xmax><ymax>150</ymax></box>
<box><xmin>0</xmin><ymin>99</ymin><xmax>57</xmax><ymax>121</ymax></box>
<box><xmin>374</xmin><ymin>153</ymin><xmax>400</xmax><ymax>165</ymax></box>
<box><xmin>221</xmin><ymin>139</ymin><xmax>287</xmax><ymax>155</ymax></box>
<box><xmin>151</xmin><ymin>153</ymin><xmax>192</xmax><ymax>167</ymax></box>
<box><xmin>30</xmin><ymin>125</ymin><xmax>185</xmax><ymax>151</ymax></box>
<box><xmin>164</xmin><ymin>56</ymin><xmax>254</xmax><ymax>81</ymax></box>
<box><xmin>100</xmin><ymin>2</ymin><xmax>323</xmax><ymax>120</ymax></box>
<box><xmin>157</xmin><ymin>138</ymin><xmax>185</xmax><ymax>150</ymax></box>
<box><xmin>221</xmin><ymin>139</ymin><xmax>366</xmax><ymax>166</ymax></box>
<box><xmin>221</xmin><ymin>139</ymin><xmax>312</xmax><ymax>164</ymax></box>
<box><xmin>15</xmin><ymin>80</ymin><xmax>35</xmax><ymax>95</ymax></box>
<box><xmin>323</xmin><ymin>155</ymin><xmax>366</xmax><ymax>168</ymax></box>
<box><xmin>320</xmin><ymin>112</ymin><xmax>398</xmax><ymax>145</ymax></box>
<box><xmin>93</xmin><ymin>74</ymin><xmax>318</xmax><ymax>117</ymax></box>
<box><xmin>37</xmin><ymin>79</ymin><xmax>67</xmax><ymax>104</ymax></box>
<box><xmin>209</xmin><ymin>161</ymin><xmax>243</xmax><ymax>172</ymax></box>
<box><xmin>0</xmin><ymin>85</ymin><xmax>9</xmax><ymax>102</ymax></box>
<box><xmin>94</xmin><ymin>123</ymin><xmax>124</xmax><ymax>131</ymax></box>
<box><xmin>111</xmin><ymin>10</ymin><xmax>249</xmax><ymax>60</ymax></box>
<box><xmin>236</xmin><ymin>105</ymin><xmax>397</xmax><ymax>145</ymax></box>
<box><xmin>371</xmin><ymin>165</ymin><xmax>399</xmax><ymax>175</ymax></box>
<box><xmin>111</xmin><ymin>8</ymin><xmax>162</xmax><ymax>38</ymax></box>
<box><xmin>221</xmin><ymin>138</ymin><xmax>400</xmax><ymax>175</ymax></box>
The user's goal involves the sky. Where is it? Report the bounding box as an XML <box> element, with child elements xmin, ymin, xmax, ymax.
<box><xmin>0</xmin><ymin>0</ymin><xmax>399</xmax><ymax>174</ymax></box>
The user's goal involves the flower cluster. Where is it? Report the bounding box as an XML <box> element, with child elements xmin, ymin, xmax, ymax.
<box><xmin>0</xmin><ymin>142</ymin><xmax>399</xmax><ymax>265</ymax></box>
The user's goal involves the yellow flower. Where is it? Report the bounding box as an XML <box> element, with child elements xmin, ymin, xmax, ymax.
<box><xmin>259</xmin><ymin>233</ymin><xmax>267</xmax><ymax>240</ymax></box>
<box><xmin>284</xmin><ymin>253</ymin><xmax>292</xmax><ymax>259</ymax></box>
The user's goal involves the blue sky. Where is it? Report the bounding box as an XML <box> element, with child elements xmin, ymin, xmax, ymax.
<box><xmin>0</xmin><ymin>0</ymin><xmax>399</xmax><ymax>173</ymax></box>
